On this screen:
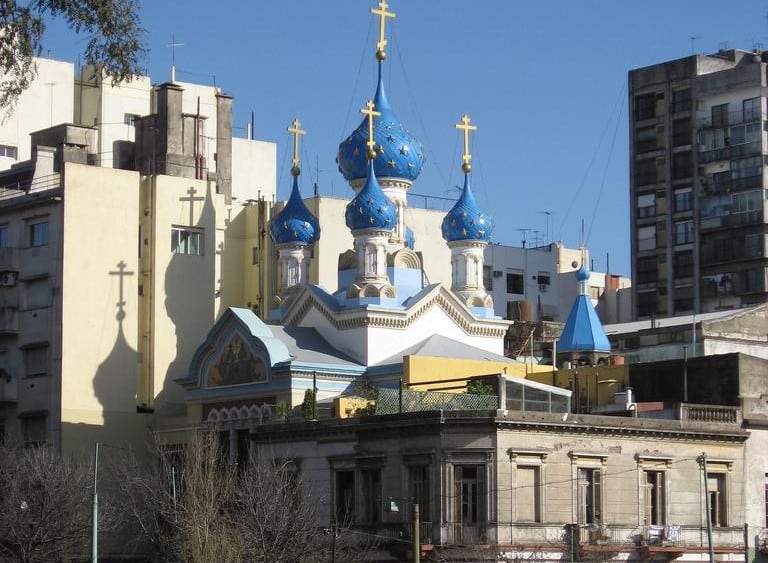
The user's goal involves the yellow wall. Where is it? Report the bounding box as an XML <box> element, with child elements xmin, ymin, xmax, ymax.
<box><xmin>404</xmin><ymin>355</ymin><xmax>551</xmax><ymax>392</ymax></box>
<box><xmin>60</xmin><ymin>163</ymin><xmax>146</xmax><ymax>456</ymax></box>
<box><xmin>527</xmin><ymin>364</ymin><xmax>629</xmax><ymax>408</ymax></box>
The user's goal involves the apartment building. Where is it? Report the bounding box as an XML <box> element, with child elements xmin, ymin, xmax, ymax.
<box><xmin>0</xmin><ymin>61</ymin><xmax>276</xmax><ymax>454</ymax></box>
<box><xmin>629</xmin><ymin>49</ymin><xmax>768</xmax><ymax>319</ymax></box>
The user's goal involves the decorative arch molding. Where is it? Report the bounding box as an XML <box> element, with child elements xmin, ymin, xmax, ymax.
<box><xmin>183</xmin><ymin>308</ymin><xmax>293</xmax><ymax>391</ymax></box>
<box><xmin>389</xmin><ymin>248</ymin><xmax>422</xmax><ymax>269</ymax></box>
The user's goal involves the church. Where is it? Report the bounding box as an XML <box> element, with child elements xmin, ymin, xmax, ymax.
<box><xmin>174</xmin><ymin>0</ymin><xmax>555</xmax><ymax>440</ymax></box>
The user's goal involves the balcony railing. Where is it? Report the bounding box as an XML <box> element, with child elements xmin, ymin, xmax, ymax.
<box><xmin>699</xmin><ymin>141</ymin><xmax>762</xmax><ymax>163</ymax></box>
<box><xmin>681</xmin><ymin>403</ymin><xmax>741</xmax><ymax>424</ymax></box>
<box><xmin>700</xmin><ymin>209</ymin><xmax>765</xmax><ymax>232</ymax></box>
<box><xmin>698</xmin><ymin>109</ymin><xmax>763</xmax><ymax>129</ymax></box>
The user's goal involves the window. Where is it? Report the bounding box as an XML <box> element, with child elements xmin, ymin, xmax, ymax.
<box><xmin>252</xmin><ymin>246</ymin><xmax>259</xmax><ymax>265</ymax></box>
<box><xmin>29</xmin><ymin>220</ymin><xmax>48</xmax><ymax>248</ymax></box>
<box><xmin>24</xmin><ymin>347</ymin><xmax>48</xmax><ymax>377</ymax></box>
<box><xmin>702</xmin><ymin>274</ymin><xmax>733</xmax><ymax>298</ymax></box>
<box><xmin>171</xmin><ymin>226</ymin><xmax>203</xmax><ymax>255</ymax></box>
<box><xmin>0</xmin><ymin>225</ymin><xmax>7</xmax><ymax>248</ymax></box>
<box><xmin>636</xmin><ymin>256</ymin><xmax>659</xmax><ymax>284</ymax></box>
<box><xmin>124</xmin><ymin>113</ymin><xmax>140</xmax><ymax>126</ymax></box>
<box><xmin>21</xmin><ymin>414</ymin><xmax>46</xmax><ymax>447</ymax></box>
<box><xmin>637</xmin><ymin>290</ymin><xmax>658</xmax><ymax>317</ymax></box>
<box><xmin>0</xmin><ymin>144</ymin><xmax>18</xmax><ymax>159</ymax></box>
<box><xmin>672</xmin><ymin>118</ymin><xmax>691</xmax><ymax>146</ymax></box>
<box><xmin>743</xmin><ymin>97</ymin><xmax>761</xmax><ymax>122</ymax></box>
<box><xmin>637</xmin><ymin>225</ymin><xmax>656</xmax><ymax>251</ymax></box>
<box><xmin>731</xmin><ymin>156</ymin><xmax>762</xmax><ymax>180</ymax></box>
<box><xmin>745</xmin><ymin>233</ymin><xmax>764</xmax><ymax>258</ymax></box>
<box><xmin>360</xmin><ymin>468</ymin><xmax>382</xmax><ymax>524</ymax></box>
<box><xmin>454</xmin><ymin>464</ymin><xmax>486</xmax><ymax>526</ymax></box>
<box><xmin>644</xmin><ymin>471</ymin><xmax>666</xmax><ymax>525</ymax></box>
<box><xmin>516</xmin><ymin>465</ymin><xmax>542</xmax><ymax>522</ymax></box>
<box><xmin>637</xmin><ymin>193</ymin><xmax>656</xmax><ymax>218</ymax></box>
<box><xmin>712</xmin><ymin>103</ymin><xmax>729</xmax><ymax>128</ymax></box>
<box><xmin>635</xmin><ymin>92</ymin><xmax>663</xmax><ymax>121</ymax></box>
<box><xmin>674</xmin><ymin>221</ymin><xmax>694</xmax><ymax>245</ymax></box>
<box><xmin>674</xmin><ymin>188</ymin><xmax>692</xmax><ymax>212</ymax></box>
<box><xmin>672</xmin><ymin>151</ymin><xmax>692</xmax><ymax>179</ymax></box>
<box><xmin>671</xmin><ymin>88</ymin><xmax>691</xmax><ymax>113</ymax></box>
<box><xmin>506</xmin><ymin>271</ymin><xmax>524</xmax><ymax>294</ymax></box>
<box><xmin>537</xmin><ymin>272</ymin><xmax>551</xmax><ymax>286</ymax></box>
<box><xmin>335</xmin><ymin>470</ymin><xmax>355</xmax><ymax>524</ymax></box>
<box><xmin>578</xmin><ymin>467</ymin><xmax>602</xmax><ymax>524</ymax></box>
<box><xmin>743</xmin><ymin>267</ymin><xmax>767</xmax><ymax>293</ymax></box>
<box><xmin>408</xmin><ymin>465</ymin><xmax>431</xmax><ymax>521</ymax></box>
<box><xmin>707</xmin><ymin>473</ymin><xmax>727</xmax><ymax>527</ymax></box>
<box><xmin>674</xmin><ymin>251</ymin><xmax>694</xmax><ymax>278</ymax></box>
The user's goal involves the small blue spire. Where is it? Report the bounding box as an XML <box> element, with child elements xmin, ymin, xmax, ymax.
<box><xmin>345</xmin><ymin>161</ymin><xmax>396</xmax><ymax>232</ymax></box>
<box><xmin>337</xmin><ymin>62</ymin><xmax>425</xmax><ymax>184</ymax></box>
<box><xmin>441</xmin><ymin>173</ymin><xmax>494</xmax><ymax>243</ymax></box>
<box><xmin>559</xmin><ymin>264</ymin><xmax>611</xmax><ymax>353</ymax></box>
<box><xmin>269</xmin><ymin>175</ymin><xmax>320</xmax><ymax>245</ymax></box>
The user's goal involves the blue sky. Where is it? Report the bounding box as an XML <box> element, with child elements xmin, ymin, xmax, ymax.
<box><xmin>45</xmin><ymin>1</ymin><xmax>768</xmax><ymax>276</ymax></box>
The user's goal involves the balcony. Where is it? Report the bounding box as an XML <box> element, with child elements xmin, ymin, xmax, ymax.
<box><xmin>698</xmin><ymin>109</ymin><xmax>763</xmax><ymax>129</ymax></box>
<box><xmin>699</xmin><ymin>141</ymin><xmax>762</xmax><ymax>163</ymax></box>
<box><xmin>700</xmin><ymin>209</ymin><xmax>765</xmax><ymax>232</ymax></box>
<box><xmin>680</xmin><ymin>403</ymin><xmax>741</xmax><ymax>425</ymax></box>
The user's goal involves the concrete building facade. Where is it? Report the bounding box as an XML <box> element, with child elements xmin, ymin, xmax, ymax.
<box><xmin>629</xmin><ymin>49</ymin><xmax>768</xmax><ymax>319</ymax></box>
<box><xmin>0</xmin><ymin>62</ymin><xmax>277</xmax><ymax>454</ymax></box>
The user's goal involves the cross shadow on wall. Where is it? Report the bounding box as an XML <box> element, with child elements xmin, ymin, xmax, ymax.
<box><xmin>153</xmin><ymin>181</ymin><xmax>217</xmax><ymax>420</ymax></box>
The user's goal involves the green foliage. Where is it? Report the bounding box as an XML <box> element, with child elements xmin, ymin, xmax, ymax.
<box><xmin>0</xmin><ymin>0</ymin><xmax>146</xmax><ymax>110</ymax></box>
<box><xmin>466</xmin><ymin>378</ymin><xmax>495</xmax><ymax>396</ymax></box>
<box><xmin>354</xmin><ymin>402</ymin><xmax>377</xmax><ymax>416</ymax></box>
<box><xmin>301</xmin><ymin>389</ymin><xmax>316</xmax><ymax>420</ymax></box>
<box><xmin>276</xmin><ymin>400</ymin><xmax>290</xmax><ymax>419</ymax></box>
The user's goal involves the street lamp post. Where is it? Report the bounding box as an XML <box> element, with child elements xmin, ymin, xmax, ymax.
<box><xmin>92</xmin><ymin>442</ymin><xmax>99</xmax><ymax>563</ymax></box>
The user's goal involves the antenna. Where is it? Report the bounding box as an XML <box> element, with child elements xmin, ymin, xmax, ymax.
<box><xmin>689</xmin><ymin>36</ymin><xmax>702</xmax><ymax>55</ymax></box>
<box><xmin>537</xmin><ymin>210</ymin><xmax>553</xmax><ymax>244</ymax></box>
<box><xmin>516</xmin><ymin>228</ymin><xmax>531</xmax><ymax>248</ymax></box>
<box><xmin>166</xmin><ymin>35</ymin><xmax>185</xmax><ymax>82</ymax></box>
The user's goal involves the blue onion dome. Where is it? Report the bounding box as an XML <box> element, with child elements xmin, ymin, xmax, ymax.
<box><xmin>575</xmin><ymin>264</ymin><xmax>591</xmax><ymax>282</ymax></box>
<box><xmin>269</xmin><ymin>175</ymin><xmax>320</xmax><ymax>245</ymax></box>
<box><xmin>441</xmin><ymin>173</ymin><xmax>494</xmax><ymax>243</ymax></box>
<box><xmin>405</xmin><ymin>226</ymin><xmax>415</xmax><ymax>250</ymax></box>
<box><xmin>345</xmin><ymin>162</ymin><xmax>396</xmax><ymax>231</ymax></box>
<box><xmin>337</xmin><ymin>64</ymin><xmax>425</xmax><ymax>185</ymax></box>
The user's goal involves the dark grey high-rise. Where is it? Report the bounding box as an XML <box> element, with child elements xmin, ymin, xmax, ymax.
<box><xmin>629</xmin><ymin>48</ymin><xmax>768</xmax><ymax>319</ymax></box>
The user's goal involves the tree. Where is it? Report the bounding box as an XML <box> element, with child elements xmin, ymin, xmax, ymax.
<box><xmin>0</xmin><ymin>0</ymin><xmax>146</xmax><ymax>110</ymax></box>
<box><xmin>0</xmin><ymin>443</ymin><xmax>113</xmax><ymax>563</ymax></box>
<box><xmin>119</xmin><ymin>432</ymin><xmax>375</xmax><ymax>562</ymax></box>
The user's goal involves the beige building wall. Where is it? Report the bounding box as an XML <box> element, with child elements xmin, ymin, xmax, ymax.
<box><xmin>0</xmin><ymin>58</ymin><xmax>74</xmax><ymax>171</ymax></box>
<box><xmin>59</xmin><ymin>163</ymin><xmax>144</xmax><ymax>457</ymax></box>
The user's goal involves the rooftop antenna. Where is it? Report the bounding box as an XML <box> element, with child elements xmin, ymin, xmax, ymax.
<box><xmin>166</xmin><ymin>35</ymin><xmax>185</xmax><ymax>83</ymax></box>
<box><xmin>538</xmin><ymin>210</ymin><xmax>552</xmax><ymax>244</ymax></box>
<box><xmin>516</xmin><ymin>228</ymin><xmax>531</xmax><ymax>248</ymax></box>
<box><xmin>689</xmin><ymin>36</ymin><xmax>702</xmax><ymax>55</ymax></box>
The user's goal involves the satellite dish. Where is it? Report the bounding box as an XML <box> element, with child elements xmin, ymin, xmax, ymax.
<box><xmin>571</xmin><ymin>260</ymin><xmax>579</xmax><ymax>268</ymax></box>
<box><xmin>588</xmin><ymin>523</ymin><xmax>601</xmax><ymax>533</ymax></box>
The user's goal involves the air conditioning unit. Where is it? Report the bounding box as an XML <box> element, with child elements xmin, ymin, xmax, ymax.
<box><xmin>493</xmin><ymin>270</ymin><xmax>503</xmax><ymax>278</ymax></box>
<box><xmin>538</xmin><ymin>284</ymin><xmax>548</xmax><ymax>292</ymax></box>
<box><xmin>0</xmin><ymin>271</ymin><xmax>17</xmax><ymax>287</ymax></box>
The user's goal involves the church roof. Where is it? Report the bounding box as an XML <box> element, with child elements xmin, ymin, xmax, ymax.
<box><xmin>336</xmin><ymin>64</ymin><xmax>425</xmax><ymax>185</ymax></box>
<box><xmin>558</xmin><ymin>295</ymin><xmax>612</xmax><ymax>353</ymax></box>
<box><xmin>345</xmin><ymin>161</ymin><xmax>396</xmax><ymax>231</ymax></box>
<box><xmin>441</xmin><ymin>173</ymin><xmax>493</xmax><ymax>243</ymax></box>
<box><xmin>373</xmin><ymin>333</ymin><xmax>521</xmax><ymax>366</ymax></box>
<box><xmin>268</xmin><ymin>325</ymin><xmax>363</xmax><ymax>367</ymax></box>
<box><xmin>269</xmin><ymin>175</ymin><xmax>320</xmax><ymax>245</ymax></box>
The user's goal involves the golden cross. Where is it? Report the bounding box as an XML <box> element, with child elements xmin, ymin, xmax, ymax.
<box><xmin>360</xmin><ymin>100</ymin><xmax>381</xmax><ymax>159</ymax></box>
<box><xmin>371</xmin><ymin>0</ymin><xmax>396</xmax><ymax>59</ymax></box>
<box><xmin>455</xmin><ymin>114</ymin><xmax>477</xmax><ymax>172</ymax></box>
<box><xmin>287</xmin><ymin>118</ymin><xmax>306</xmax><ymax>171</ymax></box>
